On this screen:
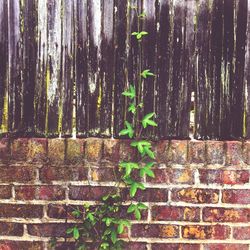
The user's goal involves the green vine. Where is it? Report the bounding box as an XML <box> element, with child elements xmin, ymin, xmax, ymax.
<box><xmin>65</xmin><ymin>7</ymin><xmax>157</xmax><ymax>250</ymax></box>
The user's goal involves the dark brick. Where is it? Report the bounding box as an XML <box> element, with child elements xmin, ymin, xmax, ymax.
<box><xmin>152</xmin><ymin>206</ymin><xmax>200</xmax><ymax>222</ymax></box>
<box><xmin>15</xmin><ymin>186</ymin><xmax>36</xmax><ymax>200</ymax></box>
<box><xmin>27</xmin><ymin>223</ymin><xmax>69</xmax><ymax>237</ymax></box>
<box><xmin>131</xmin><ymin>224</ymin><xmax>179</xmax><ymax>238</ymax></box>
<box><xmin>206</xmin><ymin>141</ymin><xmax>225</xmax><ymax>164</ymax></box>
<box><xmin>155</xmin><ymin>140</ymin><xmax>170</xmax><ymax>163</ymax></box>
<box><xmin>47</xmin><ymin>204</ymin><xmax>77</xmax><ymax>219</ymax></box>
<box><xmin>222</xmin><ymin>189</ymin><xmax>250</xmax><ymax>204</ymax></box>
<box><xmin>0</xmin><ymin>186</ymin><xmax>12</xmax><ymax>199</ymax></box>
<box><xmin>11</xmin><ymin>138</ymin><xmax>29</xmax><ymax>161</ymax></box>
<box><xmin>199</xmin><ymin>169</ymin><xmax>249</xmax><ymax>185</ymax></box>
<box><xmin>203</xmin><ymin>207</ymin><xmax>250</xmax><ymax>222</ymax></box>
<box><xmin>172</xmin><ymin>188</ymin><xmax>219</xmax><ymax>204</ymax></box>
<box><xmin>90</xmin><ymin>166</ymin><xmax>119</xmax><ymax>182</ymax></box>
<box><xmin>119</xmin><ymin>140</ymin><xmax>137</xmax><ymax>161</ymax></box>
<box><xmin>39</xmin><ymin>166</ymin><xmax>88</xmax><ymax>183</ymax></box>
<box><xmin>103</xmin><ymin>139</ymin><xmax>120</xmax><ymax>163</ymax></box>
<box><xmin>0</xmin><ymin>222</ymin><xmax>23</xmax><ymax>236</ymax></box>
<box><xmin>0</xmin><ymin>204</ymin><xmax>43</xmax><ymax>218</ymax></box>
<box><xmin>0</xmin><ymin>241</ymin><xmax>43</xmax><ymax>250</ymax></box>
<box><xmin>188</xmin><ymin>141</ymin><xmax>206</xmax><ymax>163</ymax></box>
<box><xmin>0</xmin><ymin>166</ymin><xmax>35</xmax><ymax>183</ymax></box>
<box><xmin>0</xmin><ymin>138</ymin><xmax>10</xmax><ymax>162</ymax></box>
<box><xmin>38</xmin><ymin>186</ymin><xmax>65</xmax><ymax>200</ymax></box>
<box><xmin>182</xmin><ymin>225</ymin><xmax>230</xmax><ymax>239</ymax></box>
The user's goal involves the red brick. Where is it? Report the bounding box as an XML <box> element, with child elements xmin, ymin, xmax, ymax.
<box><xmin>172</xmin><ymin>188</ymin><xmax>219</xmax><ymax>204</ymax></box>
<box><xmin>119</xmin><ymin>140</ymin><xmax>137</xmax><ymax>161</ymax></box>
<box><xmin>39</xmin><ymin>166</ymin><xmax>88</xmax><ymax>183</ymax></box>
<box><xmin>124</xmin><ymin>242</ymin><xmax>147</xmax><ymax>250</ymax></box>
<box><xmin>182</xmin><ymin>225</ymin><xmax>230</xmax><ymax>239</ymax></box>
<box><xmin>131</xmin><ymin>224</ymin><xmax>179</xmax><ymax>238</ymax></box>
<box><xmin>151</xmin><ymin>244</ymin><xmax>200</xmax><ymax>250</ymax></box>
<box><xmin>203</xmin><ymin>244</ymin><xmax>249</xmax><ymax>250</ymax></box>
<box><xmin>0</xmin><ymin>166</ymin><xmax>35</xmax><ymax>182</ymax></box>
<box><xmin>206</xmin><ymin>141</ymin><xmax>225</xmax><ymax>164</ymax></box>
<box><xmin>0</xmin><ymin>186</ymin><xmax>12</xmax><ymax>199</ymax></box>
<box><xmin>0</xmin><ymin>241</ymin><xmax>43</xmax><ymax>250</ymax></box>
<box><xmin>69</xmin><ymin>186</ymin><xmax>115</xmax><ymax>200</ymax></box>
<box><xmin>0</xmin><ymin>138</ymin><xmax>10</xmax><ymax>162</ymax></box>
<box><xmin>85</xmin><ymin>138</ymin><xmax>103</xmax><ymax>162</ymax></box>
<box><xmin>203</xmin><ymin>207</ymin><xmax>250</xmax><ymax>222</ymax></box>
<box><xmin>90</xmin><ymin>166</ymin><xmax>119</xmax><ymax>182</ymax></box>
<box><xmin>199</xmin><ymin>169</ymin><xmax>249</xmax><ymax>185</ymax></box>
<box><xmin>148</xmin><ymin>168</ymin><xmax>194</xmax><ymax>184</ymax></box>
<box><xmin>225</xmin><ymin>141</ymin><xmax>243</xmax><ymax>165</ymax></box>
<box><xmin>128</xmin><ymin>188</ymin><xmax>168</xmax><ymax>202</ymax></box>
<box><xmin>222</xmin><ymin>190</ymin><xmax>250</xmax><ymax>204</ymax></box>
<box><xmin>0</xmin><ymin>223</ymin><xmax>23</xmax><ymax>236</ymax></box>
<box><xmin>233</xmin><ymin>226</ymin><xmax>250</xmax><ymax>240</ymax></box>
<box><xmin>66</xmin><ymin>138</ymin><xmax>85</xmax><ymax>164</ymax></box>
<box><xmin>188</xmin><ymin>141</ymin><xmax>206</xmax><ymax>163</ymax></box>
<box><xmin>103</xmin><ymin>139</ymin><xmax>120</xmax><ymax>163</ymax></box>
<box><xmin>243</xmin><ymin>141</ymin><xmax>250</xmax><ymax>164</ymax></box>
<box><xmin>15</xmin><ymin>186</ymin><xmax>36</xmax><ymax>200</ymax></box>
<box><xmin>0</xmin><ymin>204</ymin><xmax>43</xmax><ymax>218</ymax></box>
<box><xmin>170</xmin><ymin>140</ymin><xmax>188</xmax><ymax>164</ymax></box>
<box><xmin>47</xmin><ymin>204</ymin><xmax>77</xmax><ymax>219</ymax></box>
<box><xmin>38</xmin><ymin>186</ymin><xmax>65</xmax><ymax>200</ymax></box>
<box><xmin>155</xmin><ymin>140</ymin><xmax>170</xmax><ymax>163</ymax></box>
<box><xmin>48</xmin><ymin>139</ymin><xmax>65</xmax><ymax>164</ymax></box>
<box><xmin>11</xmin><ymin>138</ymin><xmax>29</xmax><ymax>161</ymax></box>
<box><xmin>27</xmin><ymin>223</ymin><xmax>69</xmax><ymax>237</ymax></box>
<box><xmin>152</xmin><ymin>206</ymin><xmax>200</xmax><ymax>222</ymax></box>
<box><xmin>27</xmin><ymin>138</ymin><xmax>47</xmax><ymax>162</ymax></box>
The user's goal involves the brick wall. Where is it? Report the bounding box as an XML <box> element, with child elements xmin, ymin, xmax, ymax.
<box><xmin>0</xmin><ymin>138</ymin><xmax>249</xmax><ymax>250</ymax></box>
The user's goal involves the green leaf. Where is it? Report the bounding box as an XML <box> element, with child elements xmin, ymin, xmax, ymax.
<box><xmin>73</xmin><ymin>227</ymin><xmax>80</xmax><ymax>240</ymax></box>
<box><xmin>66</xmin><ymin>227</ymin><xmax>74</xmax><ymax>234</ymax></box>
<box><xmin>144</xmin><ymin>146</ymin><xmax>155</xmax><ymax>159</ymax></box>
<box><xmin>122</xmin><ymin>85</ymin><xmax>135</xmax><ymax>99</ymax></box>
<box><xmin>131</xmin><ymin>140</ymin><xmax>151</xmax><ymax>155</ymax></box>
<box><xmin>137</xmin><ymin>203</ymin><xmax>148</xmax><ymax>210</ymax></box>
<box><xmin>127</xmin><ymin>204</ymin><xmax>136</xmax><ymax>213</ymax></box>
<box><xmin>141</xmin><ymin>69</ymin><xmax>155</xmax><ymax>78</ymax></box>
<box><xmin>128</xmin><ymin>103</ymin><xmax>136</xmax><ymax>114</ymax></box>
<box><xmin>100</xmin><ymin>242</ymin><xmax>109</xmax><ymax>250</ymax></box>
<box><xmin>138</xmin><ymin>12</ymin><xmax>146</xmax><ymax>18</ymax></box>
<box><xmin>131</xmin><ymin>32</ymin><xmax>138</xmax><ymax>36</ymax></box>
<box><xmin>111</xmin><ymin>230</ymin><xmax>118</xmax><ymax>244</ymax></box>
<box><xmin>142</xmin><ymin>112</ymin><xmax>157</xmax><ymax>128</ymax></box>
<box><xmin>117</xmin><ymin>223</ymin><xmax>124</xmax><ymax>234</ymax></box>
<box><xmin>119</xmin><ymin>121</ymin><xmax>134</xmax><ymax>138</ymax></box>
<box><xmin>119</xmin><ymin>162</ymin><xmax>139</xmax><ymax>177</ymax></box>
<box><xmin>130</xmin><ymin>182</ymin><xmax>145</xmax><ymax>197</ymax></box>
<box><xmin>134</xmin><ymin>209</ymin><xmax>141</xmax><ymax>220</ymax></box>
<box><xmin>72</xmin><ymin>208</ymin><xmax>81</xmax><ymax>218</ymax></box>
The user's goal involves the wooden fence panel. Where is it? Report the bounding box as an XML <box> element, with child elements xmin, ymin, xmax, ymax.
<box><xmin>0</xmin><ymin>0</ymin><xmax>250</xmax><ymax>140</ymax></box>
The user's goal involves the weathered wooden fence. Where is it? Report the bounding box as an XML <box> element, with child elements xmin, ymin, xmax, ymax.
<box><xmin>0</xmin><ymin>0</ymin><xmax>250</xmax><ymax>139</ymax></box>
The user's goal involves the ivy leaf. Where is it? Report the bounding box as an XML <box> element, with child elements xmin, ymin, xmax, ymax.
<box><xmin>119</xmin><ymin>121</ymin><xmax>134</xmax><ymax>138</ymax></box>
<box><xmin>111</xmin><ymin>230</ymin><xmax>118</xmax><ymax>244</ymax></box>
<box><xmin>137</xmin><ymin>203</ymin><xmax>148</xmax><ymax>210</ymax></box>
<box><xmin>135</xmin><ymin>209</ymin><xmax>141</xmax><ymax>220</ymax></box>
<box><xmin>132</xmin><ymin>31</ymin><xmax>148</xmax><ymax>40</ymax></box>
<box><xmin>130</xmin><ymin>140</ymin><xmax>151</xmax><ymax>154</ymax></box>
<box><xmin>128</xmin><ymin>103</ymin><xmax>136</xmax><ymax>114</ymax></box>
<box><xmin>100</xmin><ymin>242</ymin><xmax>109</xmax><ymax>250</ymax></box>
<box><xmin>138</xmin><ymin>12</ymin><xmax>146</xmax><ymax>18</ymax></box>
<box><xmin>127</xmin><ymin>204</ymin><xmax>136</xmax><ymax>213</ymax></box>
<box><xmin>130</xmin><ymin>182</ymin><xmax>145</xmax><ymax>197</ymax></box>
<box><xmin>66</xmin><ymin>227</ymin><xmax>74</xmax><ymax>234</ymax></box>
<box><xmin>141</xmin><ymin>69</ymin><xmax>155</xmax><ymax>78</ymax></box>
<box><xmin>144</xmin><ymin>146</ymin><xmax>155</xmax><ymax>159</ymax></box>
<box><xmin>73</xmin><ymin>227</ymin><xmax>80</xmax><ymax>240</ymax></box>
<box><xmin>142</xmin><ymin>112</ymin><xmax>157</xmax><ymax>128</ymax></box>
<box><xmin>72</xmin><ymin>208</ymin><xmax>81</xmax><ymax>218</ymax></box>
<box><xmin>122</xmin><ymin>85</ymin><xmax>135</xmax><ymax>99</ymax></box>
<box><xmin>119</xmin><ymin>162</ymin><xmax>139</xmax><ymax>177</ymax></box>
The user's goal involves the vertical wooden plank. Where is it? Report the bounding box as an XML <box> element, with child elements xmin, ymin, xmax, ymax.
<box><xmin>87</xmin><ymin>0</ymin><xmax>102</xmax><ymax>136</ymax></box>
<box><xmin>113</xmin><ymin>0</ymin><xmax>128</xmax><ymax>137</ymax></box>
<box><xmin>0</xmin><ymin>0</ymin><xmax>8</xmax><ymax>134</ymax></box>
<box><xmin>8</xmin><ymin>0</ymin><xmax>22</xmax><ymax>134</ymax></box>
<box><xmin>156</xmin><ymin>0</ymin><xmax>171</xmax><ymax>138</ymax></box>
<box><xmin>21</xmin><ymin>0</ymin><xmax>38</xmax><ymax>134</ymax></box>
<box><xmin>232</xmin><ymin>0</ymin><xmax>247</xmax><ymax>138</ymax></box>
<box><xmin>34</xmin><ymin>0</ymin><xmax>47</xmax><ymax>135</ymax></box>
<box><xmin>195</xmin><ymin>0</ymin><xmax>212</xmax><ymax>139</ymax></box>
<box><xmin>61</xmin><ymin>0</ymin><xmax>75</xmax><ymax>136</ymax></box>
<box><xmin>100</xmin><ymin>0</ymin><xmax>114</xmax><ymax>136</ymax></box>
<box><xmin>221</xmin><ymin>0</ymin><xmax>234</xmax><ymax>139</ymax></box>
<box><xmin>45</xmin><ymin>0</ymin><xmax>62</xmax><ymax>136</ymax></box>
<box><xmin>76</xmin><ymin>0</ymin><xmax>88</xmax><ymax>137</ymax></box>
<box><xmin>141</xmin><ymin>0</ymin><xmax>157</xmax><ymax>138</ymax></box>
<box><xmin>246</xmin><ymin>0</ymin><xmax>250</xmax><ymax>138</ymax></box>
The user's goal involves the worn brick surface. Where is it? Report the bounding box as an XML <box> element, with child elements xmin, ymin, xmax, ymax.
<box><xmin>0</xmin><ymin>138</ymin><xmax>249</xmax><ymax>248</ymax></box>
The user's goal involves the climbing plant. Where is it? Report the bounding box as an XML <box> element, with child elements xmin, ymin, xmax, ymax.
<box><xmin>66</xmin><ymin>6</ymin><xmax>157</xmax><ymax>250</ymax></box>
